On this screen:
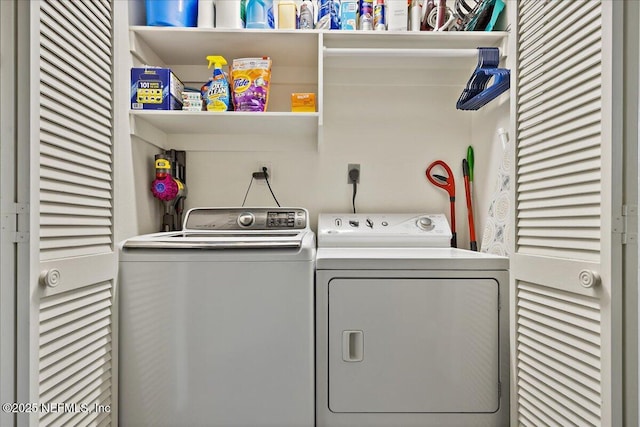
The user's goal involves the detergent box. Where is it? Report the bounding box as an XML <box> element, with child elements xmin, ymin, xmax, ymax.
<box><xmin>340</xmin><ymin>0</ymin><xmax>358</xmax><ymax>30</ymax></box>
<box><xmin>131</xmin><ymin>67</ymin><xmax>184</xmax><ymax>110</ymax></box>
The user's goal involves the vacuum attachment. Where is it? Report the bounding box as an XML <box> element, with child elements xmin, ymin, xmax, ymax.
<box><xmin>151</xmin><ymin>150</ymin><xmax>187</xmax><ymax>231</ymax></box>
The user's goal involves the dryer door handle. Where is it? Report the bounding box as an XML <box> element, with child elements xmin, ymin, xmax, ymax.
<box><xmin>342</xmin><ymin>330</ymin><xmax>364</xmax><ymax>362</ymax></box>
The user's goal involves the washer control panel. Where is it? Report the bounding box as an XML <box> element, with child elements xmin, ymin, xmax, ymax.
<box><xmin>184</xmin><ymin>207</ymin><xmax>308</xmax><ymax>231</ymax></box>
<box><xmin>317</xmin><ymin>213</ymin><xmax>452</xmax><ymax>247</ymax></box>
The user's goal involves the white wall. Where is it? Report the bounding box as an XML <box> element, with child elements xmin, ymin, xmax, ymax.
<box><xmin>183</xmin><ymin>84</ymin><xmax>507</xmax><ymax>248</ymax></box>
<box><xmin>120</xmin><ymin>0</ymin><xmax>509</xmax><ymax>251</ymax></box>
<box><xmin>115</xmin><ymin>0</ymin><xmax>163</xmax><ymax>242</ymax></box>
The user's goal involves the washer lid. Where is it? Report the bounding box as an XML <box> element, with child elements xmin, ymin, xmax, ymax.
<box><xmin>318</xmin><ymin>213</ymin><xmax>452</xmax><ymax>248</ymax></box>
<box><xmin>122</xmin><ymin>230</ymin><xmax>309</xmax><ymax>249</ymax></box>
<box><xmin>123</xmin><ymin>207</ymin><xmax>311</xmax><ymax>250</ymax></box>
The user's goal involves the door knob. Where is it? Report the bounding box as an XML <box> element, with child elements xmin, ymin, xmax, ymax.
<box><xmin>578</xmin><ymin>270</ymin><xmax>600</xmax><ymax>288</ymax></box>
<box><xmin>39</xmin><ymin>269</ymin><xmax>61</xmax><ymax>287</ymax></box>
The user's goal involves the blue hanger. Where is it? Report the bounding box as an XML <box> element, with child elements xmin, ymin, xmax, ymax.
<box><xmin>456</xmin><ymin>47</ymin><xmax>510</xmax><ymax>111</ymax></box>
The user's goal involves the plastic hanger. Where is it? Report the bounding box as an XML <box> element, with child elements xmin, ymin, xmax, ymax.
<box><xmin>456</xmin><ymin>47</ymin><xmax>510</xmax><ymax>111</ymax></box>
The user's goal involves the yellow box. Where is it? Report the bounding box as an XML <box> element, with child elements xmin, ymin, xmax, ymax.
<box><xmin>291</xmin><ymin>93</ymin><xmax>316</xmax><ymax>112</ymax></box>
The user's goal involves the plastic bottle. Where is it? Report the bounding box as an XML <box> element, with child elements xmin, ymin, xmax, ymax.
<box><xmin>201</xmin><ymin>56</ymin><xmax>231</xmax><ymax>111</ymax></box>
<box><xmin>278</xmin><ymin>1</ymin><xmax>297</xmax><ymax>29</ymax></box>
<box><xmin>410</xmin><ymin>0</ymin><xmax>421</xmax><ymax>31</ymax></box>
<box><xmin>317</xmin><ymin>0</ymin><xmax>340</xmax><ymax>29</ymax></box>
<box><xmin>245</xmin><ymin>0</ymin><xmax>275</xmax><ymax>29</ymax></box>
<box><xmin>215</xmin><ymin>0</ymin><xmax>243</xmax><ymax>28</ymax></box>
<box><xmin>299</xmin><ymin>0</ymin><xmax>314</xmax><ymax>29</ymax></box>
<box><xmin>359</xmin><ymin>0</ymin><xmax>373</xmax><ymax>30</ymax></box>
<box><xmin>198</xmin><ymin>0</ymin><xmax>215</xmax><ymax>27</ymax></box>
<box><xmin>373</xmin><ymin>0</ymin><xmax>386</xmax><ymax>30</ymax></box>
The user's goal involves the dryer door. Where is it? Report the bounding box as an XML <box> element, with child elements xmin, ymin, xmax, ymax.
<box><xmin>329</xmin><ymin>278</ymin><xmax>500</xmax><ymax>413</ymax></box>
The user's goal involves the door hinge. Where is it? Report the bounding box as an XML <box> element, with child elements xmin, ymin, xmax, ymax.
<box><xmin>1</xmin><ymin>203</ymin><xmax>30</xmax><ymax>243</ymax></box>
<box><xmin>622</xmin><ymin>205</ymin><xmax>638</xmax><ymax>245</ymax></box>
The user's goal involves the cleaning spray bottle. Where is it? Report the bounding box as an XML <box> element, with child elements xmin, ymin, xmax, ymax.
<box><xmin>201</xmin><ymin>55</ymin><xmax>231</xmax><ymax>111</ymax></box>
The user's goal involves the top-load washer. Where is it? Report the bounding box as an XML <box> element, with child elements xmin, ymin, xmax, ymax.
<box><xmin>315</xmin><ymin>213</ymin><xmax>509</xmax><ymax>427</ymax></box>
<box><xmin>119</xmin><ymin>207</ymin><xmax>315</xmax><ymax>427</ymax></box>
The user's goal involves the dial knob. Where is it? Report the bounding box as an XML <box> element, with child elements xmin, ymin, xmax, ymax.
<box><xmin>238</xmin><ymin>212</ymin><xmax>255</xmax><ymax>227</ymax></box>
<box><xmin>417</xmin><ymin>216</ymin><xmax>433</xmax><ymax>231</ymax></box>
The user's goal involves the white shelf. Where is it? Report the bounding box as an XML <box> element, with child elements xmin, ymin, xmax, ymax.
<box><xmin>322</xmin><ymin>31</ymin><xmax>508</xmax><ymax>69</ymax></box>
<box><xmin>128</xmin><ymin>27</ymin><xmax>509</xmax><ymax>151</ymax></box>
<box><xmin>130</xmin><ymin>110</ymin><xmax>320</xmax><ymax>151</ymax></box>
<box><xmin>130</xmin><ymin>26</ymin><xmax>319</xmax><ymax>67</ymax></box>
<box><xmin>322</xmin><ymin>30</ymin><xmax>508</xmax><ymax>49</ymax></box>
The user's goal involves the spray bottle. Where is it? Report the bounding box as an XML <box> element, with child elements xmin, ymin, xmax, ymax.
<box><xmin>201</xmin><ymin>55</ymin><xmax>231</xmax><ymax>111</ymax></box>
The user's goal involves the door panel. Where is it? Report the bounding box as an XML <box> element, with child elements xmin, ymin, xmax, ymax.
<box><xmin>513</xmin><ymin>1</ymin><xmax>622</xmax><ymax>425</ymax></box>
<box><xmin>26</xmin><ymin>1</ymin><xmax>116</xmax><ymax>425</ymax></box>
<box><xmin>329</xmin><ymin>278</ymin><xmax>500</xmax><ymax>413</ymax></box>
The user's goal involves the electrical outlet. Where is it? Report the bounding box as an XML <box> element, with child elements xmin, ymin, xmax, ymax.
<box><xmin>347</xmin><ymin>163</ymin><xmax>360</xmax><ymax>184</ymax></box>
<box><xmin>256</xmin><ymin>161</ymin><xmax>273</xmax><ymax>185</ymax></box>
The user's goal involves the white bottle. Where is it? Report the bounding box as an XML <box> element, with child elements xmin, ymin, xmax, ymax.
<box><xmin>410</xmin><ymin>0</ymin><xmax>421</xmax><ymax>31</ymax></box>
<box><xmin>299</xmin><ymin>0</ymin><xmax>314</xmax><ymax>29</ymax></box>
<box><xmin>216</xmin><ymin>0</ymin><xmax>244</xmax><ymax>28</ymax></box>
<box><xmin>198</xmin><ymin>0</ymin><xmax>215</xmax><ymax>27</ymax></box>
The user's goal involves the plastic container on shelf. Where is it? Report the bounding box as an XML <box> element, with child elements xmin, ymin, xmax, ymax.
<box><xmin>216</xmin><ymin>0</ymin><xmax>245</xmax><ymax>28</ymax></box>
<box><xmin>145</xmin><ymin>0</ymin><xmax>198</xmax><ymax>27</ymax></box>
<box><xmin>245</xmin><ymin>0</ymin><xmax>275</xmax><ymax>29</ymax></box>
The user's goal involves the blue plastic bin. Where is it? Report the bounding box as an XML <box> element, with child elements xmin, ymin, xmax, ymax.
<box><xmin>146</xmin><ymin>0</ymin><xmax>198</xmax><ymax>27</ymax></box>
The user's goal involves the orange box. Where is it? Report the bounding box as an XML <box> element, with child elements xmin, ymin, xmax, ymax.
<box><xmin>291</xmin><ymin>93</ymin><xmax>316</xmax><ymax>112</ymax></box>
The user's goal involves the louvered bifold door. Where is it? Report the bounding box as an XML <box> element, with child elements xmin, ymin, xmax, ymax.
<box><xmin>513</xmin><ymin>1</ymin><xmax>623</xmax><ymax>426</ymax></box>
<box><xmin>32</xmin><ymin>1</ymin><xmax>116</xmax><ymax>425</ymax></box>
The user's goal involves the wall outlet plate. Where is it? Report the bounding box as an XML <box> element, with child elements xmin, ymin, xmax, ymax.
<box><xmin>256</xmin><ymin>161</ymin><xmax>272</xmax><ymax>185</ymax></box>
<box><xmin>347</xmin><ymin>163</ymin><xmax>360</xmax><ymax>184</ymax></box>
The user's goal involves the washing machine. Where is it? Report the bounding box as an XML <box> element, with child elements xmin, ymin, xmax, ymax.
<box><xmin>118</xmin><ymin>207</ymin><xmax>315</xmax><ymax>427</ymax></box>
<box><xmin>316</xmin><ymin>213</ymin><xmax>509</xmax><ymax>427</ymax></box>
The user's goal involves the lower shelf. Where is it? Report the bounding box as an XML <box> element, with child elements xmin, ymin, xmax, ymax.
<box><xmin>130</xmin><ymin>110</ymin><xmax>321</xmax><ymax>151</ymax></box>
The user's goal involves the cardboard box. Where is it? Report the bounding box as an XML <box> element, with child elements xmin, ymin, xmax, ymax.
<box><xmin>340</xmin><ymin>0</ymin><xmax>358</xmax><ymax>30</ymax></box>
<box><xmin>387</xmin><ymin>0</ymin><xmax>408</xmax><ymax>31</ymax></box>
<box><xmin>131</xmin><ymin>67</ymin><xmax>184</xmax><ymax>110</ymax></box>
<box><xmin>291</xmin><ymin>93</ymin><xmax>316</xmax><ymax>112</ymax></box>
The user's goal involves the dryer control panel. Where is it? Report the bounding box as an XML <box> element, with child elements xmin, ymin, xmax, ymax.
<box><xmin>317</xmin><ymin>213</ymin><xmax>452</xmax><ymax>247</ymax></box>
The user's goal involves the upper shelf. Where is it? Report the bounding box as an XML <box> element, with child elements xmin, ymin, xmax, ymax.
<box><xmin>130</xmin><ymin>26</ymin><xmax>320</xmax><ymax>67</ymax></box>
<box><xmin>128</xmin><ymin>27</ymin><xmax>509</xmax><ymax>151</ymax></box>
<box><xmin>322</xmin><ymin>30</ymin><xmax>508</xmax><ymax>69</ymax></box>
<box><xmin>322</xmin><ymin>30</ymin><xmax>508</xmax><ymax>49</ymax></box>
<box><xmin>130</xmin><ymin>26</ymin><xmax>508</xmax><ymax>68</ymax></box>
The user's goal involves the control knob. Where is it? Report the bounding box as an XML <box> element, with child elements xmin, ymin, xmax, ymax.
<box><xmin>238</xmin><ymin>212</ymin><xmax>255</xmax><ymax>227</ymax></box>
<box><xmin>417</xmin><ymin>216</ymin><xmax>434</xmax><ymax>231</ymax></box>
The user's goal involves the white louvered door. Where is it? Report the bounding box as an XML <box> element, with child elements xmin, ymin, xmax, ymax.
<box><xmin>26</xmin><ymin>1</ymin><xmax>116</xmax><ymax>425</ymax></box>
<box><xmin>513</xmin><ymin>1</ymin><xmax>623</xmax><ymax>426</ymax></box>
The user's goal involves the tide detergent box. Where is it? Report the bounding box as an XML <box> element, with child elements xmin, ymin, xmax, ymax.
<box><xmin>131</xmin><ymin>67</ymin><xmax>184</xmax><ymax>110</ymax></box>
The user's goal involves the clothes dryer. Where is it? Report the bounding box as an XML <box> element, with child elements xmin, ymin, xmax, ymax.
<box><xmin>316</xmin><ymin>213</ymin><xmax>509</xmax><ymax>427</ymax></box>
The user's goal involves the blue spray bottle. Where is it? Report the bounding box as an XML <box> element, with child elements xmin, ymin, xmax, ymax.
<box><xmin>201</xmin><ymin>55</ymin><xmax>231</xmax><ymax>111</ymax></box>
